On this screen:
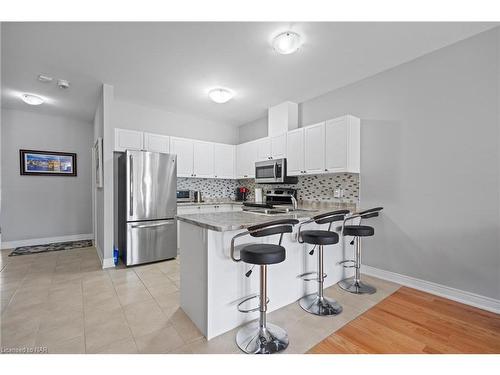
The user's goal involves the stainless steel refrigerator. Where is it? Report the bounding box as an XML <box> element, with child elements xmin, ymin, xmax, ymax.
<box><xmin>117</xmin><ymin>150</ymin><xmax>177</xmax><ymax>266</ymax></box>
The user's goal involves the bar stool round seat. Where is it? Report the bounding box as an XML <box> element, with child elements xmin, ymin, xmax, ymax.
<box><xmin>343</xmin><ymin>225</ymin><xmax>374</xmax><ymax>237</ymax></box>
<box><xmin>240</xmin><ymin>244</ymin><xmax>285</xmax><ymax>265</ymax></box>
<box><xmin>301</xmin><ymin>230</ymin><xmax>339</xmax><ymax>245</ymax></box>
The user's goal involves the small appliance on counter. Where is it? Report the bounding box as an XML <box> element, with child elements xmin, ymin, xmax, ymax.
<box><xmin>194</xmin><ymin>191</ymin><xmax>203</xmax><ymax>203</ymax></box>
<box><xmin>254</xmin><ymin>187</ymin><xmax>264</xmax><ymax>203</ymax></box>
<box><xmin>177</xmin><ymin>190</ymin><xmax>195</xmax><ymax>202</ymax></box>
<box><xmin>235</xmin><ymin>187</ymin><xmax>249</xmax><ymax>201</ymax></box>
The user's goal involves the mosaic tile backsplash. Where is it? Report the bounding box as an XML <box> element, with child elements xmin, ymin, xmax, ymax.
<box><xmin>178</xmin><ymin>173</ymin><xmax>359</xmax><ymax>203</ymax></box>
<box><xmin>177</xmin><ymin>177</ymin><xmax>239</xmax><ymax>199</ymax></box>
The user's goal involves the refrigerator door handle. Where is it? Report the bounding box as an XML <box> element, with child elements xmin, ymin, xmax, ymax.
<box><xmin>130</xmin><ymin>221</ymin><xmax>174</xmax><ymax>229</ymax></box>
<box><xmin>129</xmin><ymin>154</ymin><xmax>133</xmax><ymax>217</ymax></box>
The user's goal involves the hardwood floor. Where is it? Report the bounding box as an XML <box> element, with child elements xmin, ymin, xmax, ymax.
<box><xmin>308</xmin><ymin>286</ymin><xmax>500</xmax><ymax>354</ymax></box>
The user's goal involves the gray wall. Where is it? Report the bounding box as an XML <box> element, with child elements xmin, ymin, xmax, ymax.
<box><xmin>238</xmin><ymin>116</ymin><xmax>268</xmax><ymax>143</ymax></box>
<box><xmin>237</xmin><ymin>28</ymin><xmax>500</xmax><ymax>299</ymax></box>
<box><xmin>113</xmin><ymin>98</ymin><xmax>239</xmax><ymax>144</ymax></box>
<box><xmin>1</xmin><ymin>109</ymin><xmax>93</xmax><ymax>241</ymax></box>
<box><xmin>310</xmin><ymin>29</ymin><xmax>498</xmax><ymax>299</ymax></box>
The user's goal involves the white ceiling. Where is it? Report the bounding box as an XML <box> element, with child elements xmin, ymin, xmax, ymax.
<box><xmin>1</xmin><ymin>22</ymin><xmax>497</xmax><ymax>126</ymax></box>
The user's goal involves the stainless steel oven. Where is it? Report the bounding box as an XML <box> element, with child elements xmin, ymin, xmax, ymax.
<box><xmin>255</xmin><ymin>158</ymin><xmax>297</xmax><ymax>184</ymax></box>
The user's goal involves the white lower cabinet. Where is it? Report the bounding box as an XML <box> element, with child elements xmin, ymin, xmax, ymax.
<box><xmin>177</xmin><ymin>204</ymin><xmax>239</xmax><ymax>215</ymax></box>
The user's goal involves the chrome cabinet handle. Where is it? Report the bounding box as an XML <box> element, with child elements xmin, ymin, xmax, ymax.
<box><xmin>131</xmin><ymin>221</ymin><xmax>174</xmax><ymax>229</ymax></box>
<box><xmin>129</xmin><ymin>155</ymin><xmax>133</xmax><ymax>217</ymax></box>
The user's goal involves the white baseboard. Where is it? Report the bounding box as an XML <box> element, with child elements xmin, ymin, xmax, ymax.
<box><xmin>93</xmin><ymin>242</ymin><xmax>115</xmax><ymax>269</ymax></box>
<box><xmin>102</xmin><ymin>258</ymin><xmax>115</xmax><ymax>269</ymax></box>
<box><xmin>362</xmin><ymin>265</ymin><xmax>500</xmax><ymax>314</ymax></box>
<box><xmin>1</xmin><ymin>233</ymin><xmax>94</xmax><ymax>250</ymax></box>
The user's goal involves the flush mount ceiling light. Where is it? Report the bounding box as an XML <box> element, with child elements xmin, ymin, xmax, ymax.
<box><xmin>208</xmin><ymin>88</ymin><xmax>234</xmax><ymax>104</ymax></box>
<box><xmin>272</xmin><ymin>31</ymin><xmax>302</xmax><ymax>55</ymax></box>
<box><xmin>21</xmin><ymin>93</ymin><xmax>44</xmax><ymax>106</ymax></box>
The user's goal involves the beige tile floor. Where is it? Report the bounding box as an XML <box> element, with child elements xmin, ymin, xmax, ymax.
<box><xmin>0</xmin><ymin>246</ymin><xmax>400</xmax><ymax>354</ymax></box>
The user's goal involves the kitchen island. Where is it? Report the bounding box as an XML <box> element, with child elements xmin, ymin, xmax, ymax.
<box><xmin>176</xmin><ymin>203</ymin><xmax>357</xmax><ymax>340</ymax></box>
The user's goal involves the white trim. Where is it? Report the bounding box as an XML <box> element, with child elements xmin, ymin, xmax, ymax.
<box><xmin>362</xmin><ymin>264</ymin><xmax>500</xmax><ymax>314</ymax></box>
<box><xmin>102</xmin><ymin>258</ymin><xmax>115</xmax><ymax>269</ymax></box>
<box><xmin>1</xmin><ymin>233</ymin><xmax>94</xmax><ymax>250</ymax></box>
<box><xmin>94</xmin><ymin>240</ymin><xmax>103</xmax><ymax>262</ymax></box>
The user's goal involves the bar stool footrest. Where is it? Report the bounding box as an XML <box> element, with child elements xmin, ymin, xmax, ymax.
<box><xmin>297</xmin><ymin>271</ymin><xmax>327</xmax><ymax>282</ymax></box>
<box><xmin>236</xmin><ymin>294</ymin><xmax>270</xmax><ymax>313</ymax></box>
<box><xmin>338</xmin><ymin>259</ymin><xmax>356</xmax><ymax>268</ymax></box>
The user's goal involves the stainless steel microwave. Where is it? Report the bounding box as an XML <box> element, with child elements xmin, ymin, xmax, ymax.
<box><xmin>255</xmin><ymin>158</ymin><xmax>298</xmax><ymax>184</ymax></box>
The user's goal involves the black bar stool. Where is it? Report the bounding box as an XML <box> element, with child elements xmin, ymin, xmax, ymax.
<box><xmin>338</xmin><ymin>207</ymin><xmax>384</xmax><ymax>294</ymax></box>
<box><xmin>230</xmin><ymin>218</ymin><xmax>299</xmax><ymax>354</ymax></box>
<box><xmin>297</xmin><ymin>210</ymin><xmax>350</xmax><ymax>316</ymax></box>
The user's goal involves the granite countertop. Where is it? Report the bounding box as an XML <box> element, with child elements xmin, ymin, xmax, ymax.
<box><xmin>176</xmin><ymin>202</ymin><xmax>357</xmax><ymax>232</ymax></box>
<box><xmin>177</xmin><ymin>201</ymin><xmax>243</xmax><ymax>207</ymax></box>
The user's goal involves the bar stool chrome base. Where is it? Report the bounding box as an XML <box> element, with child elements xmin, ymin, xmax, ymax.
<box><xmin>236</xmin><ymin>321</ymin><xmax>289</xmax><ymax>354</ymax></box>
<box><xmin>299</xmin><ymin>294</ymin><xmax>343</xmax><ymax>316</ymax></box>
<box><xmin>338</xmin><ymin>277</ymin><xmax>376</xmax><ymax>294</ymax></box>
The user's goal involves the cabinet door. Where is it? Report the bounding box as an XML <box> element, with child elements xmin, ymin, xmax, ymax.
<box><xmin>115</xmin><ymin>128</ymin><xmax>143</xmax><ymax>152</ymax></box>
<box><xmin>144</xmin><ymin>133</ymin><xmax>170</xmax><ymax>153</ymax></box>
<box><xmin>304</xmin><ymin>122</ymin><xmax>326</xmax><ymax>174</ymax></box>
<box><xmin>256</xmin><ymin>137</ymin><xmax>271</xmax><ymax>161</ymax></box>
<box><xmin>170</xmin><ymin>137</ymin><xmax>194</xmax><ymax>177</ymax></box>
<box><xmin>286</xmin><ymin>128</ymin><xmax>304</xmax><ymax>176</ymax></box>
<box><xmin>246</xmin><ymin>141</ymin><xmax>259</xmax><ymax>178</ymax></box>
<box><xmin>214</xmin><ymin>143</ymin><xmax>235</xmax><ymax>179</ymax></box>
<box><xmin>236</xmin><ymin>142</ymin><xmax>256</xmax><ymax>178</ymax></box>
<box><xmin>325</xmin><ymin>117</ymin><xmax>348</xmax><ymax>172</ymax></box>
<box><xmin>271</xmin><ymin>133</ymin><xmax>287</xmax><ymax>159</ymax></box>
<box><xmin>193</xmin><ymin>141</ymin><xmax>214</xmax><ymax>178</ymax></box>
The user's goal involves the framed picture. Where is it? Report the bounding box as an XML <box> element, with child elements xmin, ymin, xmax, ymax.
<box><xmin>94</xmin><ymin>137</ymin><xmax>103</xmax><ymax>188</ymax></box>
<box><xmin>20</xmin><ymin>149</ymin><xmax>77</xmax><ymax>176</ymax></box>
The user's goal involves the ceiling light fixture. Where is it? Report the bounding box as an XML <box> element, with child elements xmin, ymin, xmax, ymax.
<box><xmin>208</xmin><ymin>88</ymin><xmax>234</xmax><ymax>104</ymax></box>
<box><xmin>21</xmin><ymin>93</ymin><xmax>44</xmax><ymax>106</ymax></box>
<box><xmin>272</xmin><ymin>31</ymin><xmax>302</xmax><ymax>55</ymax></box>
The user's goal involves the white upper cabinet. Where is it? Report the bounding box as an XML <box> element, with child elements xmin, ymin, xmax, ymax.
<box><xmin>170</xmin><ymin>137</ymin><xmax>194</xmax><ymax>177</ymax></box>
<box><xmin>144</xmin><ymin>132</ymin><xmax>170</xmax><ymax>153</ymax></box>
<box><xmin>270</xmin><ymin>133</ymin><xmax>287</xmax><ymax>159</ymax></box>
<box><xmin>286</xmin><ymin>128</ymin><xmax>305</xmax><ymax>176</ymax></box>
<box><xmin>236</xmin><ymin>140</ymin><xmax>258</xmax><ymax>178</ymax></box>
<box><xmin>325</xmin><ymin>115</ymin><xmax>360</xmax><ymax>173</ymax></box>
<box><xmin>114</xmin><ymin>128</ymin><xmax>143</xmax><ymax>152</ymax></box>
<box><xmin>304</xmin><ymin>122</ymin><xmax>325</xmax><ymax>174</ymax></box>
<box><xmin>213</xmin><ymin>143</ymin><xmax>235</xmax><ymax>179</ymax></box>
<box><xmin>256</xmin><ymin>138</ymin><xmax>272</xmax><ymax>161</ymax></box>
<box><xmin>193</xmin><ymin>141</ymin><xmax>214</xmax><ymax>178</ymax></box>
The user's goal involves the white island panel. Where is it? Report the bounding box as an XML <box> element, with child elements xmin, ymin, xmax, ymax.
<box><xmin>179</xmin><ymin>219</ymin><xmax>352</xmax><ymax>340</ymax></box>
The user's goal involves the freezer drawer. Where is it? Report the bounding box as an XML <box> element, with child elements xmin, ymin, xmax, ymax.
<box><xmin>125</xmin><ymin>219</ymin><xmax>177</xmax><ymax>266</ymax></box>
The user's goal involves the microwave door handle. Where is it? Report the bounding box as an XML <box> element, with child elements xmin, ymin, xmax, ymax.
<box><xmin>274</xmin><ymin>162</ymin><xmax>278</xmax><ymax>179</ymax></box>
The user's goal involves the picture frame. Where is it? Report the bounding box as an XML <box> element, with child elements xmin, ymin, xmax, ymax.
<box><xmin>94</xmin><ymin>137</ymin><xmax>103</xmax><ymax>188</ymax></box>
<box><xmin>19</xmin><ymin>149</ymin><xmax>77</xmax><ymax>177</ymax></box>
